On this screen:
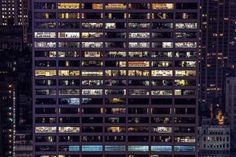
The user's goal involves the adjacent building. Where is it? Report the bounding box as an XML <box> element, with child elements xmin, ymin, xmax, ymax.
<box><xmin>198</xmin><ymin>118</ymin><xmax>230</xmax><ymax>157</ymax></box>
<box><xmin>200</xmin><ymin>0</ymin><xmax>236</xmax><ymax>117</ymax></box>
<box><xmin>0</xmin><ymin>0</ymin><xmax>29</xmax><ymax>26</ymax></box>
<box><xmin>226</xmin><ymin>77</ymin><xmax>236</xmax><ymax>150</ymax></box>
<box><xmin>0</xmin><ymin>26</ymin><xmax>23</xmax><ymax>51</ymax></box>
<box><xmin>15</xmin><ymin>131</ymin><xmax>33</xmax><ymax>157</ymax></box>
<box><xmin>0</xmin><ymin>48</ymin><xmax>18</xmax><ymax>157</ymax></box>
<box><xmin>33</xmin><ymin>1</ymin><xmax>200</xmax><ymax>157</ymax></box>
<box><xmin>0</xmin><ymin>32</ymin><xmax>32</xmax><ymax>156</ymax></box>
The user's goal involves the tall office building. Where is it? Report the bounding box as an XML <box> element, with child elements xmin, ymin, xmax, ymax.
<box><xmin>200</xmin><ymin>0</ymin><xmax>236</xmax><ymax>117</ymax></box>
<box><xmin>33</xmin><ymin>1</ymin><xmax>199</xmax><ymax>157</ymax></box>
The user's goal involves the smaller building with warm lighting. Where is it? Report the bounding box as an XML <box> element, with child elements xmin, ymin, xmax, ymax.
<box><xmin>198</xmin><ymin>118</ymin><xmax>230</xmax><ymax>157</ymax></box>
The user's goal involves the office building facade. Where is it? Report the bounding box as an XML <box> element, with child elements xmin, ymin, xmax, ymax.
<box><xmin>32</xmin><ymin>1</ymin><xmax>199</xmax><ymax>157</ymax></box>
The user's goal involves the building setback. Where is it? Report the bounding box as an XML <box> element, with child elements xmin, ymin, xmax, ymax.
<box><xmin>32</xmin><ymin>1</ymin><xmax>199</xmax><ymax>157</ymax></box>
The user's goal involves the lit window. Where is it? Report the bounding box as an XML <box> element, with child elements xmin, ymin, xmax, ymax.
<box><xmin>175</xmin><ymin>79</ymin><xmax>194</xmax><ymax>86</ymax></box>
<box><xmin>107</xmin><ymin>51</ymin><xmax>126</xmax><ymax>57</ymax></box>
<box><xmin>58</xmin><ymin>51</ymin><xmax>79</xmax><ymax>58</ymax></box>
<box><xmin>83</xmin><ymin>51</ymin><xmax>101</xmax><ymax>58</ymax></box>
<box><xmin>58</xmin><ymin>3</ymin><xmax>80</xmax><ymax>9</ymax></box>
<box><xmin>153</xmin><ymin>127</ymin><xmax>172</xmax><ymax>133</ymax></box>
<box><xmin>151</xmin><ymin>70</ymin><xmax>173</xmax><ymax>77</ymax></box>
<box><xmin>105</xmin><ymin>70</ymin><xmax>126</xmax><ymax>77</ymax></box>
<box><xmin>35</xmin><ymin>70</ymin><xmax>56</xmax><ymax>77</ymax></box>
<box><xmin>175</xmin><ymin>42</ymin><xmax>197</xmax><ymax>48</ymax></box>
<box><xmin>176</xmin><ymin>61</ymin><xmax>196</xmax><ymax>67</ymax></box>
<box><xmin>175</xmin><ymin>70</ymin><xmax>196</xmax><ymax>77</ymax></box>
<box><xmin>152</xmin><ymin>3</ymin><xmax>174</xmax><ymax>10</ymax></box>
<box><xmin>35</xmin><ymin>127</ymin><xmax>56</xmax><ymax>133</ymax></box>
<box><xmin>152</xmin><ymin>61</ymin><xmax>172</xmax><ymax>67</ymax></box>
<box><xmin>82</xmin><ymin>89</ymin><xmax>103</xmax><ymax>95</ymax></box>
<box><xmin>128</xmin><ymin>51</ymin><xmax>149</xmax><ymax>57</ymax></box>
<box><xmin>105</xmin><ymin>23</ymin><xmax>116</xmax><ymax>29</ymax></box>
<box><xmin>129</xmin><ymin>42</ymin><xmax>150</xmax><ymax>48</ymax></box>
<box><xmin>82</xmin><ymin>42</ymin><xmax>103</xmax><ymax>48</ymax></box>
<box><xmin>163</xmin><ymin>42</ymin><xmax>173</xmax><ymax>48</ymax></box>
<box><xmin>128</xmin><ymin>23</ymin><xmax>150</xmax><ymax>29</ymax></box>
<box><xmin>151</xmin><ymin>90</ymin><xmax>172</xmax><ymax>96</ymax></box>
<box><xmin>128</xmin><ymin>89</ymin><xmax>149</xmax><ymax>95</ymax></box>
<box><xmin>58</xmin><ymin>70</ymin><xmax>80</xmax><ymax>76</ymax></box>
<box><xmin>58</xmin><ymin>32</ymin><xmax>80</xmax><ymax>38</ymax></box>
<box><xmin>175</xmin><ymin>136</ymin><xmax>196</xmax><ymax>143</ymax></box>
<box><xmin>151</xmin><ymin>146</ymin><xmax>172</xmax><ymax>151</ymax></box>
<box><xmin>82</xmin><ymin>23</ymin><xmax>103</xmax><ymax>29</ymax></box>
<box><xmin>128</xmin><ymin>70</ymin><xmax>149</xmax><ymax>77</ymax></box>
<box><xmin>58</xmin><ymin>42</ymin><xmax>80</xmax><ymax>48</ymax></box>
<box><xmin>128</xmin><ymin>146</ymin><xmax>149</xmax><ymax>151</ymax></box>
<box><xmin>82</xmin><ymin>80</ymin><xmax>103</xmax><ymax>86</ymax></box>
<box><xmin>175</xmin><ymin>23</ymin><xmax>197</xmax><ymax>29</ymax></box>
<box><xmin>175</xmin><ymin>51</ymin><xmax>196</xmax><ymax>58</ymax></box>
<box><xmin>128</xmin><ymin>61</ymin><xmax>149</xmax><ymax>67</ymax></box>
<box><xmin>35</xmin><ymin>42</ymin><xmax>56</xmax><ymax>48</ymax></box>
<box><xmin>129</xmin><ymin>32</ymin><xmax>150</xmax><ymax>38</ymax></box>
<box><xmin>82</xmin><ymin>32</ymin><xmax>103</xmax><ymax>38</ymax></box>
<box><xmin>174</xmin><ymin>146</ymin><xmax>195</xmax><ymax>152</ymax></box>
<box><xmin>59</xmin><ymin>89</ymin><xmax>80</xmax><ymax>95</ymax></box>
<box><xmin>58</xmin><ymin>127</ymin><xmax>80</xmax><ymax>133</ymax></box>
<box><xmin>36</xmin><ymin>89</ymin><xmax>56</xmax><ymax>95</ymax></box>
<box><xmin>105</xmin><ymin>89</ymin><xmax>126</xmax><ymax>95</ymax></box>
<box><xmin>82</xmin><ymin>145</ymin><xmax>103</xmax><ymax>151</ymax></box>
<box><xmin>82</xmin><ymin>71</ymin><xmax>103</xmax><ymax>76</ymax></box>
<box><xmin>59</xmin><ymin>98</ymin><xmax>80</xmax><ymax>105</ymax></box>
<box><xmin>34</xmin><ymin>32</ymin><xmax>56</xmax><ymax>38</ymax></box>
<box><xmin>92</xmin><ymin>3</ymin><xmax>103</xmax><ymax>9</ymax></box>
<box><xmin>174</xmin><ymin>89</ymin><xmax>195</xmax><ymax>96</ymax></box>
<box><xmin>69</xmin><ymin>145</ymin><xmax>80</xmax><ymax>151</ymax></box>
<box><xmin>105</xmin><ymin>3</ymin><xmax>126</xmax><ymax>10</ymax></box>
<box><xmin>106</xmin><ymin>127</ymin><xmax>125</xmax><ymax>133</ymax></box>
<box><xmin>105</xmin><ymin>145</ymin><xmax>126</xmax><ymax>151</ymax></box>
<box><xmin>58</xmin><ymin>12</ymin><xmax>79</xmax><ymax>19</ymax></box>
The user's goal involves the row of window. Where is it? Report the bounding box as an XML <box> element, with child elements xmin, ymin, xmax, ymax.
<box><xmin>35</xmin><ymin>116</ymin><xmax>194</xmax><ymax>124</ymax></box>
<box><xmin>35</xmin><ymin>70</ymin><xmax>196</xmax><ymax>77</ymax></box>
<box><xmin>35</xmin><ymin>126</ymin><xmax>192</xmax><ymax>134</ymax></box>
<box><xmin>35</xmin><ymin>135</ymin><xmax>195</xmax><ymax>143</ymax></box>
<box><xmin>34</xmin><ymin>51</ymin><xmax>197</xmax><ymax>58</ymax></box>
<box><xmin>35</xmin><ymin>89</ymin><xmax>195</xmax><ymax>96</ymax></box>
<box><xmin>35</xmin><ymin>22</ymin><xmax>197</xmax><ymax>30</ymax></box>
<box><xmin>35</xmin><ymin>60</ymin><xmax>196</xmax><ymax>68</ymax></box>
<box><xmin>35</xmin><ymin>97</ymin><xmax>196</xmax><ymax>105</ymax></box>
<box><xmin>34</xmin><ymin>12</ymin><xmax>197</xmax><ymax>20</ymax></box>
<box><xmin>35</xmin><ymin>145</ymin><xmax>195</xmax><ymax>152</ymax></box>
<box><xmin>35</xmin><ymin>79</ymin><xmax>196</xmax><ymax>87</ymax></box>
<box><xmin>35</xmin><ymin>2</ymin><xmax>197</xmax><ymax>10</ymax></box>
<box><xmin>35</xmin><ymin>32</ymin><xmax>197</xmax><ymax>39</ymax></box>
<box><xmin>35</xmin><ymin>107</ymin><xmax>195</xmax><ymax>116</ymax></box>
<box><xmin>35</xmin><ymin>117</ymin><xmax>195</xmax><ymax>124</ymax></box>
<box><xmin>34</xmin><ymin>42</ymin><xmax>197</xmax><ymax>49</ymax></box>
